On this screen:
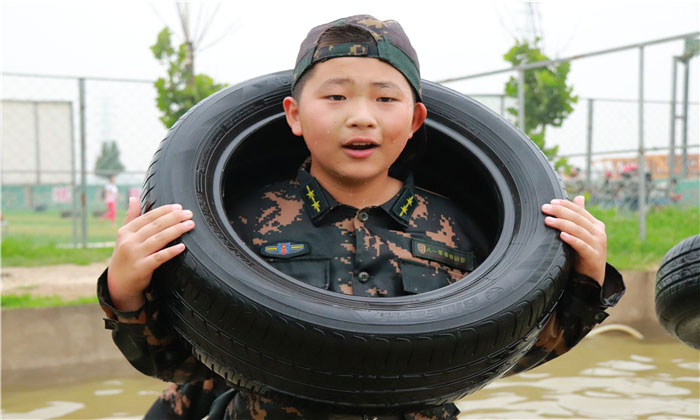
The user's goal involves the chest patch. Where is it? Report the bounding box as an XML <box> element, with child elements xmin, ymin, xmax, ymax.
<box><xmin>411</xmin><ymin>238</ymin><xmax>474</xmax><ymax>271</ymax></box>
<box><xmin>260</xmin><ymin>242</ymin><xmax>310</xmax><ymax>259</ymax></box>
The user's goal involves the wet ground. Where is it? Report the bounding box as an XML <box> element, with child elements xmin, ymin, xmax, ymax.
<box><xmin>2</xmin><ymin>334</ymin><xmax>698</xmax><ymax>419</ymax></box>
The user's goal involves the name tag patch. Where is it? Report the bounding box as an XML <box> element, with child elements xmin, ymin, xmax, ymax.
<box><xmin>260</xmin><ymin>242</ymin><xmax>310</xmax><ymax>259</ymax></box>
<box><xmin>411</xmin><ymin>238</ymin><xmax>474</xmax><ymax>271</ymax></box>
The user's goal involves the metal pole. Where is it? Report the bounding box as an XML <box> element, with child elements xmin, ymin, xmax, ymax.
<box><xmin>558</xmin><ymin>144</ymin><xmax>699</xmax><ymax>158</ymax></box>
<box><xmin>518</xmin><ymin>69</ymin><xmax>526</xmax><ymax>132</ymax></box>
<box><xmin>437</xmin><ymin>32</ymin><xmax>700</xmax><ymax>84</ymax></box>
<box><xmin>681</xmin><ymin>58</ymin><xmax>690</xmax><ymax>178</ymax></box>
<box><xmin>586</xmin><ymin>99</ymin><xmax>594</xmax><ymax>189</ymax></box>
<box><xmin>668</xmin><ymin>58</ymin><xmax>678</xmax><ymax>198</ymax></box>
<box><xmin>637</xmin><ymin>47</ymin><xmax>647</xmax><ymax>241</ymax></box>
<box><xmin>33</xmin><ymin>102</ymin><xmax>41</xmax><ymax>184</ymax></box>
<box><xmin>500</xmin><ymin>94</ymin><xmax>505</xmax><ymax>116</ymax></box>
<box><xmin>79</xmin><ymin>78</ymin><xmax>88</xmax><ymax>248</ymax></box>
<box><xmin>69</xmin><ymin>104</ymin><xmax>78</xmax><ymax>248</ymax></box>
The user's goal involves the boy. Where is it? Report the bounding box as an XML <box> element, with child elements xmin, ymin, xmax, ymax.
<box><xmin>99</xmin><ymin>15</ymin><xmax>624</xmax><ymax>420</ymax></box>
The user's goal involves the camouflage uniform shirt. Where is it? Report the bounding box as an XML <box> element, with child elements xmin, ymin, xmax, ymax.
<box><xmin>98</xmin><ymin>162</ymin><xmax>624</xmax><ymax>420</ymax></box>
<box><xmin>228</xmin><ymin>162</ymin><xmax>489</xmax><ymax>298</ymax></box>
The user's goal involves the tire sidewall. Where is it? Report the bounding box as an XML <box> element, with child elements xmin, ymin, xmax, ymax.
<box><xmin>148</xmin><ymin>70</ymin><xmax>568</xmax><ymax>334</ymax></box>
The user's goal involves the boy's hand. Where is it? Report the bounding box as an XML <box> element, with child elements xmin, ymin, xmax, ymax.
<box><xmin>107</xmin><ymin>198</ymin><xmax>195</xmax><ymax>311</ymax></box>
<box><xmin>541</xmin><ymin>196</ymin><xmax>606</xmax><ymax>285</ymax></box>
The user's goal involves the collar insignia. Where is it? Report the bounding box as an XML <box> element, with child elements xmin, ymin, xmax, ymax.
<box><xmin>301</xmin><ymin>178</ymin><xmax>329</xmax><ymax>221</ymax></box>
<box><xmin>391</xmin><ymin>188</ymin><xmax>416</xmax><ymax>224</ymax></box>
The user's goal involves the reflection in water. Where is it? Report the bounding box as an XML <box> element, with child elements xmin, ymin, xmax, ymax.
<box><xmin>1</xmin><ymin>376</ymin><xmax>164</xmax><ymax>420</ymax></box>
<box><xmin>457</xmin><ymin>335</ymin><xmax>700</xmax><ymax>419</ymax></box>
<box><xmin>93</xmin><ymin>389</ymin><xmax>124</xmax><ymax>396</ymax></box>
<box><xmin>2</xmin><ymin>402</ymin><xmax>86</xmax><ymax>420</ymax></box>
<box><xmin>1</xmin><ymin>335</ymin><xmax>698</xmax><ymax>419</ymax></box>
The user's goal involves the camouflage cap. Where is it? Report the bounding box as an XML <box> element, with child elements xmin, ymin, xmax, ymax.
<box><xmin>292</xmin><ymin>15</ymin><xmax>422</xmax><ymax>101</ymax></box>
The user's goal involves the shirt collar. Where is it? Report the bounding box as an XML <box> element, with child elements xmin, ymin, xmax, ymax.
<box><xmin>380</xmin><ymin>173</ymin><xmax>417</xmax><ymax>227</ymax></box>
<box><xmin>295</xmin><ymin>160</ymin><xmax>417</xmax><ymax>227</ymax></box>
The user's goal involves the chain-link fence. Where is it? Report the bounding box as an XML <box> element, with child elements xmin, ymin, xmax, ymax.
<box><xmin>1</xmin><ymin>74</ymin><xmax>165</xmax><ymax>247</ymax></box>
<box><xmin>448</xmin><ymin>33</ymin><xmax>699</xmax><ymax>240</ymax></box>
<box><xmin>468</xmin><ymin>94</ymin><xmax>699</xmax><ymax>208</ymax></box>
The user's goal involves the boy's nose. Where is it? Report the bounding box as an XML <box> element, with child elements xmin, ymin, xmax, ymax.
<box><xmin>346</xmin><ymin>100</ymin><xmax>377</xmax><ymax>129</ymax></box>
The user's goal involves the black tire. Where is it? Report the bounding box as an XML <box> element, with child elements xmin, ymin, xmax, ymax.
<box><xmin>655</xmin><ymin>234</ymin><xmax>700</xmax><ymax>350</ymax></box>
<box><xmin>144</xmin><ymin>71</ymin><xmax>570</xmax><ymax>412</ymax></box>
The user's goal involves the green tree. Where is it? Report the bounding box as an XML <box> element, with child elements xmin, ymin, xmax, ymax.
<box><xmin>151</xmin><ymin>27</ymin><xmax>226</xmax><ymax>128</ymax></box>
<box><xmin>504</xmin><ymin>38</ymin><xmax>578</xmax><ymax>170</ymax></box>
<box><xmin>94</xmin><ymin>140</ymin><xmax>125</xmax><ymax>178</ymax></box>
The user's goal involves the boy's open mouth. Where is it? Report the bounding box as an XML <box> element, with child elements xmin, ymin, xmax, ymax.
<box><xmin>344</xmin><ymin>143</ymin><xmax>377</xmax><ymax>150</ymax></box>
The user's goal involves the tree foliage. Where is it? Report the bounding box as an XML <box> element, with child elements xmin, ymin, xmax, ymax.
<box><xmin>94</xmin><ymin>140</ymin><xmax>125</xmax><ymax>178</ymax></box>
<box><xmin>151</xmin><ymin>27</ymin><xmax>226</xmax><ymax>128</ymax></box>
<box><xmin>504</xmin><ymin>38</ymin><xmax>578</xmax><ymax>169</ymax></box>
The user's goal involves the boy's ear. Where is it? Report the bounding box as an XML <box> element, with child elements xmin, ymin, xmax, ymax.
<box><xmin>408</xmin><ymin>102</ymin><xmax>428</xmax><ymax>139</ymax></box>
<box><xmin>283</xmin><ymin>96</ymin><xmax>303</xmax><ymax>136</ymax></box>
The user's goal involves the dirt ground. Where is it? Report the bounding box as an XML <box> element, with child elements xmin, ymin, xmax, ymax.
<box><xmin>1</xmin><ymin>260</ymin><xmax>109</xmax><ymax>300</ymax></box>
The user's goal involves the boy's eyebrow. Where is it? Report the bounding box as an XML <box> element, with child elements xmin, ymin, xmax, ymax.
<box><xmin>372</xmin><ymin>81</ymin><xmax>402</xmax><ymax>90</ymax></box>
<box><xmin>317</xmin><ymin>78</ymin><xmax>403</xmax><ymax>91</ymax></box>
<box><xmin>318</xmin><ymin>77</ymin><xmax>353</xmax><ymax>90</ymax></box>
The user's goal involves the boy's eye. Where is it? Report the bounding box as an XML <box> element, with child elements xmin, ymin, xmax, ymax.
<box><xmin>326</xmin><ymin>95</ymin><xmax>346</xmax><ymax>101</ymax></box>
<box><xmin>377</xmin><ymin>97</ymin><xmax>396</xmax><ymax>103</ymax></box>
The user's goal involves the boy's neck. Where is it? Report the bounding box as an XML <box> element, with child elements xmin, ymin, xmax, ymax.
<box><xmin>310</xmin><ymin>166</ymin><xmax>403</xmax><ymax>209</ymax></box>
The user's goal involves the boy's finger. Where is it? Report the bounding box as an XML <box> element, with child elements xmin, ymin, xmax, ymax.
<box><xmin>123</xmin><ymin>197</ymin><xmax>142</xmax><ymax>225</ymax></box>
<box><xmin>545</xmin><ymin>216</ymin><xmax>595</xmax><ymax>246</ymax></box>
<box><xmin>134</xmin><ymin>208</ymin><xmax>193</xmax><ymax>242</ymax></box>
<box><xmin>143</xmin><ymin>243</ymin><xmax>187</xmax><ymax>273</ymax></box>
<box><xmin>123</xmin><ymin>203</ymin><xmax>183</xmax><ymax>233</ymax></box>
<box><xmin>555</xmin><ymin>198</ymin><xmax>607</xmax><ymax>230</ymax></box>
<box><xmin>140</xmin><ymin>219</ymin><xmax>195</xmax><ymax>255</ymax></box>
<box><xmin>559</xmin><ymin>231</ymin><xmax>595</xmax><ymax>262</ymax></box>
<box><xmin>542</xmin><ymin>202</ymin><xmax>597</xmax><ymax>234</ymax></box>
<box><xmin>546</xmin><ymin>199</ymin><xmax>598</xmax><ymax>227</ymax></box>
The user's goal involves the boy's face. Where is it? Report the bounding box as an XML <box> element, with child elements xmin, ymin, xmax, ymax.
<box><xmin>283</xmin><ymin>57</ymin><xmax>427</xmax><ymax>186</ymax></box>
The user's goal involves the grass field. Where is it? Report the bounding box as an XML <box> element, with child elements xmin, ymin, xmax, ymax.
<box><xmin>1</xmin><ymin>205</ymin><xmax>698</xmax><ymax>270</ymax></box>
<box><xmin>1</xmin><ymin>209</ymin><xmax>124</xmax><ymax>266</ymax></box>
<box><xmin>0</xmin><ymin>294</ymin><xmax>98</xmax><ymax>309</ymax></box>
<box><xmin>1</xmin><ymin>209</ymin><xmax>125</xmax><ymax>242</ymax></box>
<box><xmin>589</xmin><ymin>205</ymin><xmax>699</xmax><ymax>270</ymax></box>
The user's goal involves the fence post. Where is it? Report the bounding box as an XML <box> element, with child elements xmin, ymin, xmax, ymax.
<box><xmin>33</xmin><ymin>102</ymin><xmax>41</xmax><ymax>184</ymax></box>
<box><xmin>585</xmin><ymin>99</ymin><xmax>594</xmax><ymax>189</ymax></box>
<box><xmin>668</xmin><ymin>58</ymin><xmax>678</xmax><ymax>197</ymax></box>
<box><xmin>681</xmin><ymin>57</ymin><xmax>690</xmax><ymax>178</ymax></box>
<box><xmin>637</xmin><ymin>46</ymin><xmax>647</xmax><ymax>241</ymax></box>
<box><xmin>518</xmin><ymin>69</ymin><xmax>526</xmax><ymax>132</ymax></box>
<box><xmin>79</xmin><ymin>78</ymin><xmax>88</xmax><ymax>248</ymax></box>
<box><xmin>70</xmin><ymin>104</ymin><xmax>78</xmax><ymax>248</ymax></box>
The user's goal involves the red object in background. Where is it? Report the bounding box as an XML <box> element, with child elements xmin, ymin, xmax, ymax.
<box><xmin>102</xmin><ymin>202</ymin><xmax>116</xmax><ymax>222</ymax></box>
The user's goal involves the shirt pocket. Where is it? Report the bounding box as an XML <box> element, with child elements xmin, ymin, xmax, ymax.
<box><xmin>267</xmin><ymin>258</ymin><xmax>331</xmax><ymax>290</ymax></box>
<box><xmin>399</xmin><ymin>259</ymin><xmax>452</xmax><ymax>295</ymax></box>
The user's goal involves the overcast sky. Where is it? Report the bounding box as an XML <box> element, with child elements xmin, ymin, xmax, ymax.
<box><xmin>2</xmin><ymin>0</ymin><xmax>699</xmax><ymax>100</ymax></box>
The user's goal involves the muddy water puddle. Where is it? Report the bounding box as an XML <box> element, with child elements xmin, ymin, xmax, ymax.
<box><xmin>2</xmin><ymin>335</ymin><xmax>698</xmax><ymax>419</ymax></box>
<box><xmin>1</xmin><ymin>375</ymin><xmax>164</xmax><ymax>420</ymax></box>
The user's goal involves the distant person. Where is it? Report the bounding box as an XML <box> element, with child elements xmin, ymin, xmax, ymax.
<box><xmin>101</xmin><ymin>175</ymin><xmax>118</xmax><ymax>224</ymax></box>
<box><xmin>670</xmin><ymin>178</ymin><xmax>682</xmax><ymax>203</ymax></box>
<box><xmin>565</xmin><ymin>166</ymin><xmax>586</xmax><ymax>197</ymax></box>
